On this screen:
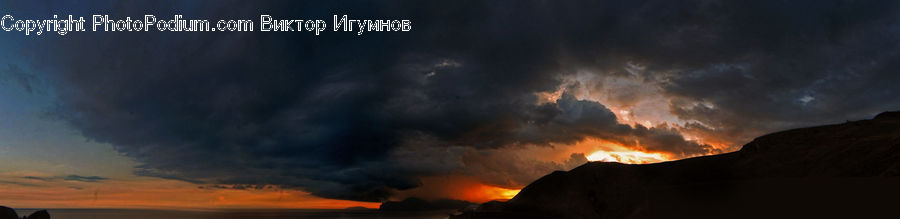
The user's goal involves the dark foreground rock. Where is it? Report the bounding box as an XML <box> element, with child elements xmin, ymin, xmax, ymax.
<box><xmin>0</xmin><ymin>206</ymin><xmax>17</xmax><ymax>219</ymax></box>
<box><xmin>24</xmin><ymin>210</ymin><xmax>50</xmax><ymax>219</ymax></box>
<box><xmin>454</xmin><ymin>111</ymin><xmax>900</xmax><ymax>219</ymax></box>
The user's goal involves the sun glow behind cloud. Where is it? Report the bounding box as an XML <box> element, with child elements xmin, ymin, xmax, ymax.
<box><xmin>534</xmin><ymin>72</ymin><xmax>738</xmax><ymax>157</ymax></box>
<box><xmin>585</xmin><ymin>150</ymin><xmax>667</xmax><ymax>164</ymax></box>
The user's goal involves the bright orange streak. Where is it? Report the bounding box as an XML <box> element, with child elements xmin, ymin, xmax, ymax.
<box><xmin>497</xmin><ymin>188</ymin><xmax>521</xmax><ymax>200</ymax></box>
<box><xmin>544</xmin><ymin>138</ymin><xmax>674</xmax><ymax>165</ymax></box>
<box><xmin>394</xmin><ymin>175</ymin><xmax>522</xmax><ymax>203</ymax></box>
<box><xmin>464</xmin><ymin>184</ymin><xmax>520</xmax><ymax>202</ymax></box>
<box><xmin>585</xmin><ymin>150</ymin><xmax>667</xmax><ymax>164</ymax></box>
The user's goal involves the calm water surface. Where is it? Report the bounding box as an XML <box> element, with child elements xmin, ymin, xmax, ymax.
<box><xmin>14</xmin><ymin>209</ymin><xmax>452</xmax><ymax>219</ymax></box>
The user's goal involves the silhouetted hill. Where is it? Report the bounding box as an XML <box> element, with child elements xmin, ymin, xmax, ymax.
<box><xmin>0</xmin><ymin>206</ymin><xmax>17</xmax><ymax>219</ymax></box>
<box><xmin>0</xmin><ymin>207</ymin><xmax>50</xmax><ymax>219</ymax></box>
<box><xmin>24</xmin><ymin>210</ymin><xmax>50</xmax><ymax>219</ymax></box>
<box><xmin>380</xmin><ymin>198</ymin><xmax>474</xmax><ymax>211</ymax></box>
<box><xmin>454</xmin><ymin>111</ymin><xmax>900</xmax><ymax>219</ymax></box>
<box><xmin>343</xmin><ymin>206</ymin><xmax>376</xmax><ymax>211</ymax></box>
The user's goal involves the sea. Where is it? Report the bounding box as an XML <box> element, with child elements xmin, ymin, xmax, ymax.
<box><xmin>13</xmin><ymin>209</ymin><xmax>452</xmax><ymax>219</ymax></box>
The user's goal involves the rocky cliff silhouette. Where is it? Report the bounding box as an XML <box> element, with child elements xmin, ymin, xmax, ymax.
<box><xmin>0</xmin><ymin>207</ymin><xmax>49</xmax><ymax>219</ymax></box>
<box><xmin>0</xmin><ymin>207</ymin><xmax>16</xmax><ymax>219</ymax></box>
<box><xmin>453</xmin><ymin>111</ymin><xmax>900</xmax><ymax>219</ymax></box>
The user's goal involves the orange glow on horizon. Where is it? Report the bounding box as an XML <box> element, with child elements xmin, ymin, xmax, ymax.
<box><xmin>0</xmin><ymin>176</ymin><xmax>381</xmax><ymax>210</ymax></box>
<box><xmin>1</xmin><ymin>173</ymin><xmax>528</xmax><ymax>210</ymax></box>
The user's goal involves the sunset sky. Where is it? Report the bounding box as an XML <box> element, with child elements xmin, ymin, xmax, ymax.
<box><xmin>3</xmin><ymin>0</ymin><xmax>900</xmax><ymax>209</ymax></box>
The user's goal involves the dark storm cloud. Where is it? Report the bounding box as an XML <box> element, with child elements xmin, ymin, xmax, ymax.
<box><xmin>644</xmin><ymin>0</ymin><xmax>900</xmax><ymax>146</ymax></box>
<box><xmin>9</xmin><ymin>0</ymin><xmax>900</xmax><ymax>201</ymax></box>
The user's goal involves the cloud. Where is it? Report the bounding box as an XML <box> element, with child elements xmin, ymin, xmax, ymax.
<box><xmin>21</xmin><ymin>175</ymin><xmax>109</xmax><ymax>183</ymax></box>
<box><xmin>22</xmin><ymin>176</ymin><xmax>52</xmax><ymax>181</ymax></box>
<box><xmin>63</xmin><ymin>175</ymin><xmax>109</xmax><ymax>182</ymax></box>
<box><xmin>647</xmin><ymin>1</ymin><xmax>900</xmax><ymax>146</ymax></box>
<box><xmin>7</xmin><ymin>0</ymin><xmax>900</xmax><ymax>202</ymax></box>
<box><xmin>0</xmin><ymin>64</ymin><xmax>41</xmax><ymax>94</ymax></box>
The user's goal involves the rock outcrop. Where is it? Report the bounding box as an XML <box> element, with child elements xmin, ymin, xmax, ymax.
<box><xmin>23</xmin><ymin>210</ymin><xmax>50</xmax><ymax>219</ymax></box>
<box><xmin>455</xmin><ymin>111</ymin><xmax>900</xmax><ymax>219</ymax></box>
<box><xmin>0</xmin><ymin>206</ymin><xmax>50</xmax><ymax>219</ymax></box>
<box><xmin>0</xmin><ymin>206</ymin><xmax>17</xmax><ymax>219</ymax></box>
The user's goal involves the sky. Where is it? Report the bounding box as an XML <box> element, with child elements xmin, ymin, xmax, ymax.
<box><xmin>2</xmin><ymin>0</ymin><xmax>900</xmax><ymax>209</ymax></box>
